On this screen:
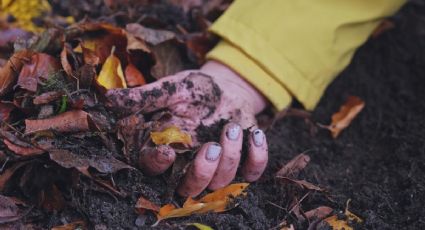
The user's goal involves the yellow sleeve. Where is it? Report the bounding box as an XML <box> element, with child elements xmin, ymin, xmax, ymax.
<box><xmin>207</xmin><ymin>0</ymin><xmax>406</xmax><ymax>111</ymax></box>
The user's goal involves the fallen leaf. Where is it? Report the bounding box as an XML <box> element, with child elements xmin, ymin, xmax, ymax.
<box><xmin>169</xmin><ymin>0</ymin><xmax>202</xmax><ymax>13</ymax></box>
<box><xmin>151</xmin><ymin>125</ymin><xmax>192</xmax><ymax>145</ymax></box>
<box><xmin>76</xmin><ymin>166</ymin><xmax>126</xmax><ymax>197</ymax></box>
<box><xmin>326</xmin><ymin>96</ymin><xmax>365</xmax><ymax>138</ymax></box>
<box><xmin>60</xmin><ymin>44</ymin><xmax>76</xmax><ymax>78</ymax></box>
<box><xmin>40</xmin><ymin>184</ymin><xmax>65</xmax><ymax>211</ymax></box>
<box><xmin>324</xmin><ymin>209</ymin><xmax>362</xmax><ymax>230</ymax></box>
<box><xmin>0</xmin><ymin>131</ymin><xmax>47</xmax><ymax>156</ymax></box>
<box><xmin>51</xmin><ymin>221</ymin><xmax>86</xmax><ymax>230</ymax></box>
<box><xmin>305</xmin><ymin>206</ymin><xmax>333</xmax><ymax>220</ymax></box>
<box><xmin>49</xmin><ymin>149</ymin><xmax>133</xmax><ymax>174</ymax></box>
<box><xmin>150</xmin><ymin>41</ymin><xmax>184</xmax><ymax>79</ymax></box>
<box><xmin>0</xmin><ymin>28</ymin><xmax>32</xmax><ymax>48</ymax></box>
<box><xmin>185</xmin><ymin>33</ymin><xmax>216</xmax><ymax>64</ymax></box>
<box><xmin>154</xmin><ymin>183</ymin><xmax>249</xmax><ymax>225</ymax></box>
<box><xmin>126</xmin><ymin>33</ymin><xmax>150</xmax><ymax>53</ymax></box>
<box><xmin>81</xmin><ymin>45</ymin><xmax>100</xmax><ymax>66</ymax></box>
<box><xmin>126</xmin><ymin>24</ymin><xmax>176</xmax><ymax>46</ymax></box>
<box><xmin>0</xmin><ymin>102</ymin><xmax>15</xmax><ymax>122</ymax></box>
<box><xmin>135</xmin><ymin>196</ymin><xmax>160</xmax><ymax>214</ymax></box>
<box><xmin>97</xmin><ymin>47</ymin><xmax>127</xmax><ymax>89</ymax></box>
<box><xmin>0</xmin><ymin>50</ymin><xmax>33</xmax><ymax>96</ymax></box>
<box><xmin>0</xmin><ymin>0</ymin><xmax>51</xmax><ymax>32</ymax></box>
<box><xmin>187</xmin><ymin>223</ymin><xmax>214</xmax><ymax>230</ymax></box>
<box><xmin>117</xmin><ymin>113</ymin><xmax>146</xmax><ymax>160</ymax></box>
<box><xmin>17</xmin><ymin>53</ymin><xmax>60</xmax><ymax>92</ymax></box>
<box><xmin>276</xmin><ymin>153</ymin><xmax>310</xmax><ymax>177</ymax></box>
<box><xmin>0</xmin><ymin>162</ymin><xmax>29</xmax><ymax>191</ymax></box>
<box><xmin>25</xmin><ymin>110</ymin><xmax>90</xmax><ymax>134</ymax></box>
<box><xmin>125</xmin><ymin>63</ymin><xmax>146</xmax><ymax>87</ymax></box>
<box><xmin>277</xmin><ymin>177</ymin><xmax>324</xmax><ymax>192</ymax></box>
<box><xmin>0</xmin><ymin>195</ymin><xmax>19</xmax><ymax>218</ymax></box>
<box><xmin>32</xmin><ymin>91</ymin><xmax>64</xmax><ymax>105</ymax></box>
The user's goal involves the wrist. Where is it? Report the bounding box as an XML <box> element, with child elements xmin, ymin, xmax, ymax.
<box><xmin>201</xmin><ymin>61</ymin><xmax>268</xmax><ymax>114</ymax></box>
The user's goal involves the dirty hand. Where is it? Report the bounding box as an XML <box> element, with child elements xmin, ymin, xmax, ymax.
<box><xmin>106</xmin><ymin>61</ymin><xmax>269</xmax><ymax>197</ymax></box>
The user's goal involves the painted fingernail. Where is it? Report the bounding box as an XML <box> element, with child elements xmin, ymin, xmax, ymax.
<box><xmin>252</xmin><ymin>129</ymin><xmax>265</xmax><ymax>147</ymax></box>
<box><xmin>206</xmin><ymin>143</ymin><xmax>222</xmax><ymax>161</ymax></box>
<box><xmin>226</xmin><ymin>124</ymin><xmax>241</xmax><ymax>140</ymax></box>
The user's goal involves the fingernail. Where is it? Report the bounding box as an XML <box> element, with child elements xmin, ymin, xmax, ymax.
<box><xmin>226</xmin><ymin>124</ymin><xmax>241</xmax><ymax>140</ymax></box>
<box><xmin>206</xmin><ymin>143</ymin><xmax>221</xmax><ymax>161</ymax></box>
<box><xmin>252</xmin><ymin>129</ymin><xmax>265</xmax><ymax>147</ymax></box>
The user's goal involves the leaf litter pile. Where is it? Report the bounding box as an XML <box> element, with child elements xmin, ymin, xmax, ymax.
<box><xmin>1</xmin><ymin>0</ymin><xmax>425</xmax><ymax>229</ymax></box>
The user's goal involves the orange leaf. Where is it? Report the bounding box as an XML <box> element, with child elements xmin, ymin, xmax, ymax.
<box><xmin>51</xmin><ymin>221</ymin><xmax>86</xmax><ymax>230</ymax></box>
<box><xmin>97</xmin><ymin>47</ymin><xmax>127</xmax><ymax>90</ymax></box>
<box><xmin>25</xmin><ymin>110</ymin><xmax>90</xmax><ymax>134</ymax></box>
<box><xmin>154</xmin><ymin>183</ymin><xmax>249</xmax><ymax>226</ymax></box>
<box><xmin>324</xmin><ymin>200</ymin><xmax>362</xmax><ymax>230</ymax></box>
<box><xmin>125</xmin><ymin>63</ymin><xmax>146</xmax><ymax>87</ymax></box>
<box><xmin>327</xmin><ymin>96</ymin><xmax>365</xmax><ymax>138</ymax></box>
<box><xmin>150</xmin><ymin>126</ymin><xmax>192</xmax><ymax>145</ymax></box>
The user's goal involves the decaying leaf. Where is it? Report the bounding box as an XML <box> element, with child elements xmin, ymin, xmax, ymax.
<box><xmin>0</xmin><ymin>102</ymin><xmax>15</xmax><ymax>122</ymax></box>
<box><xmin>97</xmin><ymin>48</ymin><xmax>127</xmax><ymax>89</ymax></box>
<box><xmin>305</xmin><ymin>206</ymin><xmax>333</xmax><ymax>220</ymax></box>
<box><xmin>25</xmin><ymin>110</ymin><xmax>90</xmax><ymax>134</ymax></box>
<box><xmin>0</xmin><ymin>50</ymin><xmax>33</xmax><ymax>96</ymax></box>
<box><xmin>0</xmin><ymin>162</ymin><xmax>29</xmax><ymax>191</ymax></box>
<box><xmin>32</xmin><ymin>91</ymin><xmax>64</xmax><ymax>105</ymax></box>
<box><xmin>277</xmin><ymin>177</ymin><xmax>325</xmax><ymax>192</ymax></box>
<box><xmin>186</xmin><ymin>223</ymin><xmax>214</xmax><ymax>230</ymax></box>
<box><xmin>51</xmin><ymin>221</ymin><xmax>86</xmax><ymax>230</ymax></box>
<box><xmin>17</xmin><ymin>53</ymin><xmax>60</xmax><ymax>92</ymax></box>
<box><xmin>324</xmin><ymin>207</ymin><xmax>362</xmax><ymax>230</ymax></box>
<box><xmin>276</xmin><ymin>153</ymin><xmax>310</xmax><ymax>177</ymax></box>
<box><xmin>154</xmin><ymin>183</ymin><xmax>249</xmax><ymax>225</ymax></box>
<box><xmin>0</xmin><ymin>130</ymin><xmax>50</xmax><ymax>156</ymax></box>
<box><xmin>135</xmin><ymin>196</ymin><xmax>160</xmax><ymax>214</ymax></box>
<box><xmin>126</xmin><ymin>24</ymin><xmax>176</xmax><ymax>46</ymax></box>
<box><xmin>151</xmin><ymin>125</ymin><xmax>192</xmax><ymax>145</ymax></box>
<box><xmin>49</xmin><ymin>149</ymin><xmax>133</xmax><ymax>174</ymax></box>
<box><xmin>326</xmin><ymin>96</ymin><xmax>365</xmax><ymax>138</ymax></box>
<box><xmin>77</xmin><ymin>166</ymin><xmax>126</xmax><ymax>197</ymax></box>
<box><xmin>150</xmin><ymin>41</ymin><xmax>184</xmax><ymax>79</ymax></box>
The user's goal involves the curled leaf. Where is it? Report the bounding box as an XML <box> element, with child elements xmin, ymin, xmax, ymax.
<box><xmin>154</xmin><ymin>183</ymin><xmax>249</xmax><ymax>225</ymax></box>
<box><xmin>0</xmin><ymin>50</ymin><xmax>33</xmax><ymax>96</ymax></box>
<box><xmin>276</xmin><ymin>153</ymin><xmax>310</xmax><ymax>177</ymax></box>
<box><xmin>326</xmin><ymin>96</ymin><xmax>365</xmax><ymax>138</ymax></box>
<box><xmin>135</xmin><ymin>196</ymin><xmax>160</xmax><ymax>214</ymax></box>
<box><xmin>25</xmin><ymin>110</ymin><xmax>90</xmax><ymax>134</ymax></box>
<box><xmin>150</xmin><ymin>126</ymin><xmax>192</xmax><ymax>145</ymax></box>
<box><xmin>97</xmin><ymin>48</ymin><xmax>127</xmax><ymax>89</ymax></box>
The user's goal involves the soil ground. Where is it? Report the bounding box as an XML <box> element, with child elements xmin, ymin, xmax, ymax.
<box><xmin>3</xmin><ymin>1</ymin><xmax>425</xmax><ymax>229</ymax></box>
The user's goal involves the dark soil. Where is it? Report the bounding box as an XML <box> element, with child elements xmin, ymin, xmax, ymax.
<box><xmin>2</xmin><ymin>0</ymin><xmax>425</xmax><ymax>229</ymax></box>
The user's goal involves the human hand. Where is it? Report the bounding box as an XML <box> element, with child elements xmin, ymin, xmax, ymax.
<box><xmin>106</xmin><ymin>61</ymin><xmax>269</xmax><ymax>197</ymax></box>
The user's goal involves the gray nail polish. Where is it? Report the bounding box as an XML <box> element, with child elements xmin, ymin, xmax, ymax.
<box><xmin>206</xmin><ymin>144</ymin><xmax>222</xmax><ymax>161</ymax></box>
<box><xmin>226</xmin><ymin>124</ymin><xmax>241</xmax><ymax>140</ymax></box>
<box><xmin>252</xmin><ymin>129</ymin><xmax>265</xmax><ymax>146</ymax></box>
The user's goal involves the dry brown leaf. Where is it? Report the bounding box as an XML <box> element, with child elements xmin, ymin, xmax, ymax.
<box><xmin>150</xmin><ymin>41</ymin><xmax>184</xmax><ymax>79</ymax></box>
<box><xmin>49</xmin><ymin>149</ymin><xmax>133</xmax><ymax>174</ymax></box>
<box><xmin>60</xmin><ymin>44</ymin><xmax>75</xmax><ymax>78</ymax></box>
<box><xmin>76</xmin><ymin>166</ymin><xmax>126</xmax><ymax>197</ymax></box>
<box><xmin>17</xmin><ymin>53</ymin><xmax>60</xmax><ymax>92</ymax></box>
<box><xmin>327</xmin><ymin>96</ymin><xmax>365</xmax><ymax>138</ymax></box>
<box><xmin>25</xmin><ymin>110</ymin><xmax>90</xmax><ymax>134</ymax></box>
<box><xmin>97</xmin><ymin>48</ymin><xmax>127</xmax><ymax>90</ymax></box>
<box><xmin>278</xmin><ymin>177</ymin><xmax>325</xmax><ymax>192</ymax></box>
<box><xmin>125</xmin><ymin>63</ymin><xmax>146</xmax><ymax>87</ymax></box>
<box><xmin>126</xmin><ymin>33</ymin><xmax>150</xmax><ymax>53</ymax></box>
<box><xmin>126</xmin><ymin>24</ymin><xmax>176</xmax><ymax>46</ymax></box>
<box><xmin>40</xmin><ymin>184</ymin><xmax>65</xmax><ymax>211</ymax></box>
<box><xmin>305</xmin><ymin>206</ymin><xmax>333</xmax><ymax>220</ymax></box>
<box><xmin>135</xmin><ymin>196</ymin><xmax>160</xmax><ymax>214</ymax></box>
<box><xmin>150</xmin><ymin>125</ymin><xmax>192</xmax><ymax>145</ymax></box>
<box><xmin>276</xmin><ymin>153</ymin><xmax>310</xmax><ymax>177</ymax></box>
<box><xmin>81</xmin><ymin>45</ymin><xmax>100</xmax><ymax>66</ymax></box>
<box><xmin>3</xmin><ymin>139</ymin><xmax>45</xmax><ymax>156</ymax></box>
<box><xmin>51</xmin><ymin>221</ymin><xmax>86</xmax><ymax>230</ymax></box>
<box><xmin>0</xmin><ymin>50</ymin><xmax>33</xmax><ymax>96</ymax></box>
<box><xmin>33</xmin><ymin>91</ymin><xmax>64</xmax><ymax>105</ymax></box>
<box><xmin>154</xmin><ymin>183</ymin><xmax>249</xmax><ymax>225</ymax></box>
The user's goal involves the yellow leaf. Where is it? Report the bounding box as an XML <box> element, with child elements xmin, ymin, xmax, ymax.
<box><xmin>153</xmin><ymin>183</ymin><xmax>249</xmax><ymax>226</ymax></box>
<box><xmin>150</xmin><ymin>126</ymin><xmax>192</xmax><ymax>145</ymax></box>
<box><xmin>97</xmin><ymin>47</ymin><xmax>127</xmax><ymax>89</ymax></box>
<box><xmin>327</xmin><ymin>96</ymin><xmax>365</xmax><ymax>138</ymax></box>
<box><xmin>324</xmin><ymin>207</ymin><xmax>362</xmax><ymax>230</ymax></box>
<box><xmin>187</xmin><ymin>223</ymin><xmax>214</xmax><ymax>230</ymax></box>
<box><xmin>0</xmin><ymin>0</ymin><xmax>51</xmax><ymax>32</ymax></box>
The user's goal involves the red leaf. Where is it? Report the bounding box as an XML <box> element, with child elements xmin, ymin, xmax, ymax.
<box><xmin>125</xmin><ymin>63</ymin><xmax>146</xmax><ymax>87</ymax></box>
